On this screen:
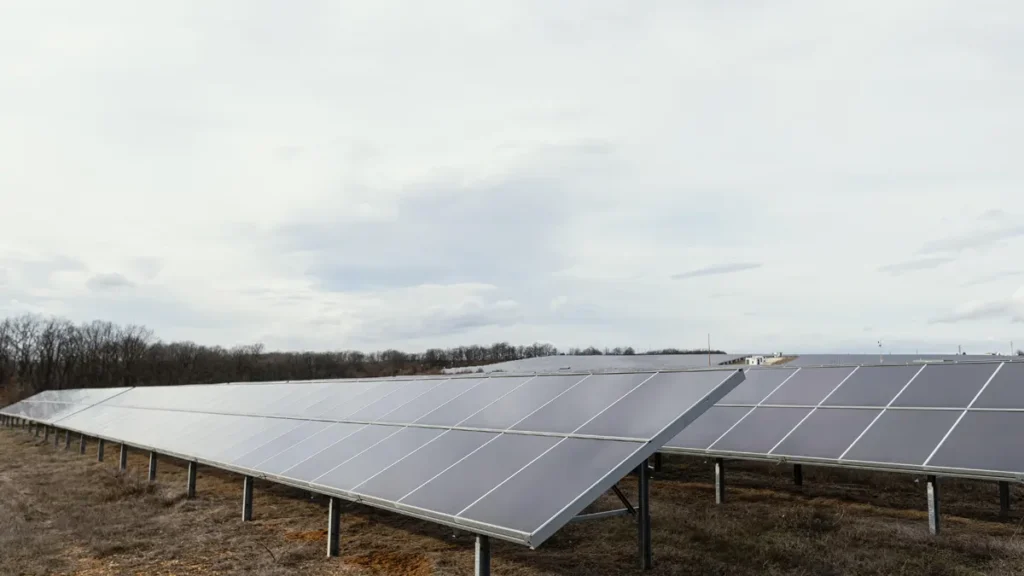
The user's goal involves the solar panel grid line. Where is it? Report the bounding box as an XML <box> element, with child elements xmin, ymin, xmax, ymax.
<box><xmin>447</xmin><ymin>374</ymin><xmax>631</xmax><ymax>522</ymax></box>
<box><xmin>356</xmin><ymin>378</ymin><xmax>454</xmax><ymax>421</ymax></box>
<box><xmin>306</xmin><ymin>426</ymin><xmax>412</xmax><ymax>488</ymax></box>
<box><xmin>495</xmin><ymin>441</ymin><xmax>650</xmax><ymax>547</ymax></box>
<box><xmin>837</xmin><ymin>364</ymin><xmax>929</xmax><ymax>459</ymax></box>
<box><xmin>344</xmin><ymin>374</ymin><xmax>616</xmax><ymax>499</ymax></box>
<box><xmin>494</xmin><ymin>374</ymin><xmax>593</xmax><ymax>431</ymax></box>
<box><xmin>455</xmin><ymin>436</ymin><xmax>571</xmax><ymax>518</ymax></box>
<box><xmin>446</xmin><ymin>372</ymin><xmax>659</xmax><ymax>521</ymax></box>
<box><xmin>719</xmin><ymin>404</ymin><xmax>976</xmax><ymax>412</ymax></box>
<box><xmin>253</xmin><ymin>377</ymin><xmax>501</xmax><ymax>487</ymax></box>
<box><xmin>767</xmin><ymin>366</ymin><xmax>861</xmax><ymax>456</ymax></box>
<box><xmin>313</xmin><ymin>380</ymin><xmax>412</xmax><ymax>420</ymax></box>
<box><xmin>450</xmin><ymin>375</ymin><xmax>539</xmax><ymax>426</ymax></box>
<box><xmin>346</xmin><ymin>429</ymin><xmax>460</xmax><ymax>495</ymax></box>
<box><xmin>706</xmin><ymin>368</ymin><xmax>802</xmax><ymax>451</ymax></box>
<box><xmin>343</xmin><ymin>376</ymin><xmax>544</xmax><ymax>507</ymax></box>
<box><xmin>922</xmin><ymin>362</ymin><xmax>1005</xmax><ymax>467</ymax></box>
<box><xmin>528</xmin><ymin>370</ymin><xmax>745</xmax><ymax>546</ymax></box>
<box><xmin>398</xmin><ymin>378</ymin><xmax>490</xmax><ymax>424</ymax></box>
<box><xmin>266</xmin><ymin>423</ymin><xmax>367</xmax><ymax>478</ymax></box>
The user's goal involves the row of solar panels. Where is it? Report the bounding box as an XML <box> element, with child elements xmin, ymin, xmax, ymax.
<box><xmin>664</xmin><ymin>362</ymin><xmax>1024</xmax><ymax>480</ymax></box>
<box><xmin>0</xmin><ymin>369</ymin><xmax>745</xmax><ymax>548</ymax></box>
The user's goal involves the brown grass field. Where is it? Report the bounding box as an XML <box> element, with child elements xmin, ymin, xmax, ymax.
<box><xmin>3</xmin><ymin>426</ymin><xmax>1024</xmax><ymax>575</ymax></box>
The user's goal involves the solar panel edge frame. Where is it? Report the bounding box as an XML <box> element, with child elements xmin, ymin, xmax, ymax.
<box><xmin>659</xmin><ymin>443</ymin><xmax>1024</xmax><ymax>484</ymax></box>
<box><xmin>523</xmin><ymin>368</ymin><xmax>746</xmax><ymax>548</ymax></box>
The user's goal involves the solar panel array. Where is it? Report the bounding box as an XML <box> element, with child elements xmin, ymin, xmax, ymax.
<box><xmin>0</xmin><ymin>387</ymin><xmax>130</xmax><ymax>424</ymax></box>
<box><xmin>664</xmin><ymin>362</ymin><xmax>1024</xmax><ymax>480</ymax></box>
<box><xmin>1</xmin><ymin>370</ymin><xmax>744</xmax><ymax>547</ymax></box>
<box><xmin>444</xmin><ymin>354</ymin><xmax>745</xmax><ymax>374</ymax></box>
<box><xmin>780</xmin><ymin>354</ymin><xmax>1020</xmax><ymax>367</ymax></box>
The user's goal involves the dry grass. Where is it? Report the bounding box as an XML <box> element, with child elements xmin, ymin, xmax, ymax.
<box><xmin>3</xmin><ymin>427</ymin><xmax>1024</xmax><ymax>575</ymax></box>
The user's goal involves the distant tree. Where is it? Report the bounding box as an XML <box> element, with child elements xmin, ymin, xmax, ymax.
<box><xmin>0</xmin><ymin>313</ymin><xmax>735</xmax><ymax>404</ymax></box>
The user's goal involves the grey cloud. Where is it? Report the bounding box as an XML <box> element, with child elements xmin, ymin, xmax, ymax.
<box><xmin>672</xmin><ymin>262</ymin><xmax>762</xmax><ymax>280</ymax></box>
<box><xmin>979</xmin><ymin>209</ymin><xmax>1007</xmax><ymax>221</ymax></box>
<box><xmin>963</xmin><ymin>270</ymin><xmax>1024</xmax><ymax>287</ymax></box>
<box><xmin>86</xmin><ymin>273</ymin><xmax>136</xmax><ymax>291</ymax></box>
<box><xmin>360</xmin><ymin>300</ymin><xmax>523</xmax><ymax>342</ymax></box>
<box><xmin>271</xmin><ymin>175</ymin><xmax>571</xmax><ymax>292</ymax></box>
<box><xmin>5</xmin><ymin>255</ymin><xmax>86</xmax><ymax>286</ymax></box>
<box><xmin>918</xmin><ymin>223</ymin><xmax>1024</xmax><ymax>255</ymax></box>
<box><xmin>931</xmin><ymin>301</ymin><xmax>1012</xmax><ymax>324</ymax></box>
<box><xmin>878</xmin><ymin>256</ymin><xmax>955</xmax><ymax>275</ymax></box>
<box><xmin>132</xmin><ymin>258</ymin><xmax>164</xmax><ymax>281</ymax></box>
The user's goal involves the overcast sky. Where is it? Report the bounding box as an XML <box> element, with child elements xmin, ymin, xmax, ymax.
<box><xmin>1</xmin><ymin>1</ymin><xmax>1022</xmax><ymax>355</ymax></box>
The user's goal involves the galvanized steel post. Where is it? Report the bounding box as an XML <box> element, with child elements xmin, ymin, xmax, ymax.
<box><xmin>327</xmin><ymin>497</ymin><xmax>341</xmax><ymax>558</ymax></box>
<box><xmin>475</xmin><ymin>535</ymin><xmax>491</xmax><ymax>576</ymax></box>
<box><xmin>715</xmin><ymin>458</ymin><xmax>726</xmax><ymax>505</ymax></box>
<box><xmin>793</xmin><ymin>464</ymin><xmax>803</xmax><ymax>487</ymax></box>
<box><xmin>148</xmin><ymin>452</ymin><xmax>158</xmax><ymax>482</ymax></box>
<box><xmin>97</xmin><ymin>439</ymin><xmax>105</xmax><ymax>461</ymax></box>
<box><xmin>186</xmin><ymin>462</ymin><xmax>197</xmax><ymax>499</ymax></box>
<box><xmin>927</xmin><ymin>475</ymin><xmax>940</xmax><ymax>535</ymax></box>
<box><xmin>637</xmin><ymin>462</ymin><xmax>652</xmax><ymax>570</ymax></box>
<box><xmin>64</xmin><ymin>430</ymin><xmax>71</xmax><ymax>450</ymax></box>
<box><xmin>119</xmin><ymin>444</ymin><xmax>128</xmax><ymax>471</ymax></box>
<box><xmin>242</xmin><ymin>476</ymin><xmax>254</xmax><ymax>522</ymax></box>
<box><xmin>53</xmin><ymin>428</ymin><xmax>59</xmax><ymax>448</ymax></box>
<box><xmin>79</xmin><ymin>434</ymin><xmax>86</xmax><ymax>454</ymax></box>
<box><xmin>43</xmin><ymin>426</ymin><xmax>49</xmax><ymax>442</ymax></box>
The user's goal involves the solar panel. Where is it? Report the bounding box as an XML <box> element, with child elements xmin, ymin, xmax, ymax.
<box><xmin>760</xmin><ymin>367</ymin><xmax>855</xmax><ymax>406</ymax></box>
<box><xmin>663</xmin><ymin>361</ymin><xmax>1023</xmax><ymax>481</ymax></box>
<box><xmin>2</xmin><ymin>369</ymin><xmax>745</xmax><ymax>548</ymax></box>
<box><xmin>0</xmin><ymin>387</ymin><xmax>130</xmax><ymax>424</ymax></box>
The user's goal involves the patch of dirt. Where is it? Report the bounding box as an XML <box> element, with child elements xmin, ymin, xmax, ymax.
<box><xmin>284</xmin><ymin>529</ymin><xmax>327</xmax><ymax>542</ymax></box>
<box><xmin>343</xmin><ymin>551</ymin><xmax>434</xmax><ymax>576</ymax></box>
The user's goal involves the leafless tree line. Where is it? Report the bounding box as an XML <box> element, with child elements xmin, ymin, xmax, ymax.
<box><xmin>0</xmin><ymin>314</ymin><xmax>723</xmax><ymax>402</ymax></box>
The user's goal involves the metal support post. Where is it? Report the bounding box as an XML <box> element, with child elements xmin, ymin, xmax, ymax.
<box><xmin>475</xmin><ymin>535</ymin><xmax>491</xmax><ymax>576</ymax></box>
<box><xmin>927</xmin><ymin>475</ymin><xmax>940</xmax><ymax>535</ymax></box>
<box><xmin>43</xmin><ymin>426</ymin><xmax>49</xmax><ymax>442</ymax></box>
<box><xmin>97</xmin><ymin>439</ymin><xmax>105</xmax><ymax>462</ymax></box>
<box><xmin>53</xmin><ymin>428</ymin><xmax>59</xmax><ymax>448</ymax></box>
<box><xmin>793</xmin><ymin>464</ymin><xmax>804</xmax><ymax>487</ymax></box>
<box><xmin>186</xmin><ymin>462</ymin><xmax>197</xmax><ymax>499</ymax></box>
<box><xmin>327</xmin><ymin>496</ymin><xmax>341</xmax><ymax>557</ymax></box>
<box><xmin>242</xmin><ymin>476</ymin><xmax>254</xmax><ymax>521</ymax></box>
<box><xmin>148</xmin><ymin>452</ymin><xmax>158</xmax><ymax>482</ymax></box>
<box><xmin>715</xmin><ymin>458</ymin><xmax>726</xmax><ymax>505</ymax></box>
<box><xmin>653</xmin><ymin>452</ymin><xmax>663</xmax><ymax>472</ymax></box>
<box><xmin>637</xmin><ymin>463</ymin><xmax>652</xmax><ymax>570</ymax></box>
<box><xmin>79</xmin><ymin>434</ymin><xmax>86</xmax><ymax>454</ymax></box>
<box><xmin>64</xmin><ymin>430</ymin><xmax>71</xmax><ymax>450</ymax></box>
<box><xmin>1000</xmin><ymin>481</ymin><xmax>1011</xmax><ymax>518</ymax></box>
<box><xmin>119</xmin><ymin>444</ymin><xmax>128</xmax><ymax>471</ymax></box>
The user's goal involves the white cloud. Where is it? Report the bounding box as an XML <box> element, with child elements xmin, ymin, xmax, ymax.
<box><xmin>1</xmin><ymin>0</ymin><xmax>1022</xmax><ymax>353</ymax></box>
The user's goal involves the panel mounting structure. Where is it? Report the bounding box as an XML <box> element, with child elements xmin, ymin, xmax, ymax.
<box><xmin>662</xmin><ymin>361</ymin><xmax>1024</xmax><ymax>483</ymax></box>
<box><xmin>2</xmin><ymin>369</ymin><xmax>745</xmax><ymax>548</ymax></box>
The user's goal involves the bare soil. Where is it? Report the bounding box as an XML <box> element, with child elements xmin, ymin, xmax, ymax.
<box><xmin>2</xmin><ymin>427</ymin><xmax>1024</xmax><ymax>575</ymax></box>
